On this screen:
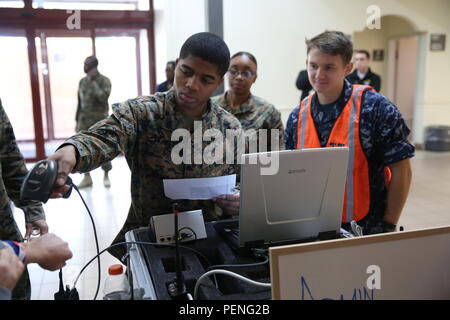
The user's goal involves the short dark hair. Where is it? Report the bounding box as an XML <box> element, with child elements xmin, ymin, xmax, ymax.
<box><xmin>86</xmin><ymin>55</ymin><xmax>98</xmax><ymax>67</ymax></box>
<box><xmin>306</xmin><ymin>31</ymin><xmax>353</xmax><ymax>65</ymax></box>
<box><xmin>179</xmin><ymin>32</ymin><xmax>230</xmax><ymax>77</ymax></box>
<box><xmin>231</xmin><ymin>51</ymin><xmax>258</xmax><ymax>68</ymax></box>
<box><xmin>167</xmin><ymin>61</ymin><xmax>176</xmax><ymax>68</ymax></box>
<box><xmin>355</xmin><ymin>50</ymin><xmax>370</xmax><ymax>59</ymax></box>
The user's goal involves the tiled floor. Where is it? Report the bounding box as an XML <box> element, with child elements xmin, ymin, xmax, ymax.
<box><xmin>13</xmin><ymin>150</ymin><xmax>450</xmax><ymax>300</ymax></box>
<box><xmin>15</xmin><ymin>156</ymin><xmax>131</xmax><ymax>300</ymax></box>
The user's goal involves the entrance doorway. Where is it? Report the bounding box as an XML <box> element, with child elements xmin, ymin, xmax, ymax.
<box><xmin>352</xmin><ymin>14</ymin><xmax>425</xmax><ymax>142</ymax></box>
<box><xmin>0</xmin><ymin>1</ymin><xmax>156</xmax><ymax>161</ymax></box>
<box><xmin>387</xmin><ymin>36</ymin><xmax>420</xmax><ymax>135</ymax></box>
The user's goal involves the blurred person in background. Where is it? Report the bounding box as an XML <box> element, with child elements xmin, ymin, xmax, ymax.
<box><xmin>212</xmin><ymin>51</ymin><xmax>284</xmax><ymax>151</ymax></box>
<box><xmin>155</xmin><ymin>61</ymin><xmax>176</xmax><ymax>93</ymax></box>
<box><xmin>75</xmin><ymin>56</ymin><xmax>112</xmax><ymax>188</ymax></box>
<box><xmin>346</xmin><ymin>50</ymin><xmax>381</xmax><ymax>92</ymax></box>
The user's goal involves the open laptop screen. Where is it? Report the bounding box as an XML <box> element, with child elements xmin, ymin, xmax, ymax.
<box><xmin>239</xmin><ymin>147</ymin><xmax>349</xmax><ymax>248</ymax></box>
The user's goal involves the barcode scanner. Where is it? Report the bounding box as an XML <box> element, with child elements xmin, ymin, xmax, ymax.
<box><xmin>20</xmin><ymin>160</ymin><xmax>103</xmax><ymax>300</ymax></box>
<box><xmin>20</xmin><ymin>159</ymin><xmax>73</xmax><ymax>203</ymax></box>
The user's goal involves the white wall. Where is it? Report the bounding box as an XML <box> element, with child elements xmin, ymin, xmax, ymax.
<box><xmin>154</xmin><ymin>0</ymin><xmax>206</xmax><ymax>84</ymax></box>
<box><xmin>352</xmin><ymin>15</ymin><xmax>418</xmax><ymax>97</ymax></box>
<box><xmin>222</xmin><ymin>0</ymin><xmax>450</xmax><ymax>143</ymax></box>
<box><xmin>154</xmin><ymin>0</ymin><xmax>450</xmax><ymax>144</ymax></box>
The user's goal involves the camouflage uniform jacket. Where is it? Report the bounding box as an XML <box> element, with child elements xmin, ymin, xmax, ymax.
<box><xmin>76</xmin><ymin>74</ymin><xmax>112</xmax><ymax>131</ymax></box>
<box><xmin>0</xmin><ymin>99</ymin><xmax>45</xmax><ymax>242</ymax></box>
<box><xmin>212</xmin><ymin>91</ymin><xmax>285</xmax><ymax>150</ymax></box>
<box><xmin>64</xmin><ymin>89</ymin><xmax>242</xmax><ymax>241</ymax></box>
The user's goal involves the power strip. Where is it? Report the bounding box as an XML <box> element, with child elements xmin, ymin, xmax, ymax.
<box><xmin>150</xmin><ymin>209</ymin><xmax>207</xmax><ymax>244</ymax></box>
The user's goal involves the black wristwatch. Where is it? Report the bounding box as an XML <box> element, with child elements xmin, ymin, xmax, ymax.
<box><xmin>381</xmin><ymin>221</ymin><xmax>397</xmax><ymax>232</ymax></box>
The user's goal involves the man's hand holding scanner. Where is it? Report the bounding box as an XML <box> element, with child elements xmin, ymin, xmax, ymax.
<box><xmin>47</xmin><ymin>145</ymin><xmax>77</xmax><ymax>198</ymax></box>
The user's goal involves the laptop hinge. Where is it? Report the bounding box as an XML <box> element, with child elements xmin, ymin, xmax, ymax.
<box><xmin>318</xmin><ymin>230</ymin><xmax>339</xmax><ymax>241</ymax></box>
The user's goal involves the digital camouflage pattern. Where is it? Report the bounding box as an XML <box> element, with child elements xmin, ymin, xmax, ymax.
<box><xmin>76</xmin><ymin>74</ymin><xmax>112</xmax><ymax>131</ymax></box>
<box><xmin>212</xmin><ymin>92</ymin><xmax>285</xmax><ymax>150</ymax></box>
<box><xmin>0</xmin><ymin>100</ymin><xmax>45</xmax><ymax>241</ymax></box>
<box><xmin>76</xmin><ymin>73</ymin><xmax>112</xmax><ymax>172</ymax></box>
<box><xmin>64</xmin><ymin>89</ymin><xmax>243</xmax><ymax>260</ymax></box>
<box><xmin>0</xmin><ymin>99</ymin><xmax>45</xmax><ymax>299</ymax></box>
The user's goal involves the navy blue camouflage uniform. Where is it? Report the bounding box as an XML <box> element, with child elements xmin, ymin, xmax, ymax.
<box><xmin>285</xmin><ymin>80</ymin><xmax>415</xmax><ymax>233</ymax></box>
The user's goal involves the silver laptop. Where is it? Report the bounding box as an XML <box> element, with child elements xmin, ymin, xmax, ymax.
<box><xmin>239</xmin><ymin>147</ymin><xmax>349</xmax><ymax>248</ymax></box>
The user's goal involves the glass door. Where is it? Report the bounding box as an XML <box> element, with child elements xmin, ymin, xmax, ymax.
<box><xmin>0</xmin><ymin>34</ymin><xmax>38</xmax><ymax>159</ymax></box>
<box><xmin>0</xmin><ymin>1</ymin><xmax>156</xmax><ymax>161</ymax></box>
<box><xmin>39</xmin><ymin>35</ymin><xmax>92</xmax><ymax>140</ymax></box>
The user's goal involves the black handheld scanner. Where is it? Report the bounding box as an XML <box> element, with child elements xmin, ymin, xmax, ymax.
<box><xmin>20</xmin><ymin>160</ymin><xmax>73</xmax><ymax>203</ymax></box>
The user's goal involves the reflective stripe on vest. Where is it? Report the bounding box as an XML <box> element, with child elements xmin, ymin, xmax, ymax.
<box><xmin>296</xmin><ymin>85</ymin><xmax>374</xmax><ymax>222</ymax></box>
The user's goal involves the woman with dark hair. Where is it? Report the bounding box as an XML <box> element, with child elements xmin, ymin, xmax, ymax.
<box><xmin>212</xmin><ymin>52</ymin><xmax>284</xmax><ymax>151</ymax></box>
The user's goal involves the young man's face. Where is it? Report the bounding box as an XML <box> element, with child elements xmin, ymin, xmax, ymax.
<box><xmin>354</xmin><ymin>53</ymin><xmax>370</xmax><ymax>73</ymax></box>
<box><xmin>173</xmin><ymin>55</ymin><xmax>223</xmax><ymax>115</ymax></box>
<box><xmin>306</xmin><ymin>48</ymin><xmax>353</xmax><ymax>97</ymax></box>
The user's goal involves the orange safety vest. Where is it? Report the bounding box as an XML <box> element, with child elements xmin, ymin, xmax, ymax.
<box><xmin>296</xmin><ymin>85</ymin><xmax>391</xmax><ymax>223</ymax></box>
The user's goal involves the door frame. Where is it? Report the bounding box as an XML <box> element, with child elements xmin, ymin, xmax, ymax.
<box><xmin>0</xmin><ymin>0</ymin><xmax>156</xmax><ymax>161</ymax></box>
<box><xmin>387</xmin><ymin>32</ymin><xmax>428</xmax><ymax>145</ymax></box>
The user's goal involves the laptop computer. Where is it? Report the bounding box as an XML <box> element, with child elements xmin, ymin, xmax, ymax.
<box><xmin>214</xmin><ymin>147</ymin><xmax>349</xmax><ymax>252</ymax></box>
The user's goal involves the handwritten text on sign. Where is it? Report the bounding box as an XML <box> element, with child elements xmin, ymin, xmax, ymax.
<box><xmin>299</xmin><ymin>265</ymin><xmax>381</xmax><ymax>300</ymax></box>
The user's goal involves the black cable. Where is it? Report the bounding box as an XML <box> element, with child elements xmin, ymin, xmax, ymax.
<box><xmin>71</xmin><ymin>183</ymin><xmax>101</xmax><ymax>301</ymax></box>
<box><xmin>127</xmin><ymin>252</ymin><xmax>133</xmax><ymax>300</ymax></box>
<box><xmin>73</xmin><ymin>240</ymin><xmax>215</xmax><ymax>299</ymax></box>
<box><xmin>69</xmin><ymin>182</ymin><xmax>208</xmax><ymax>300</ymax></box>
<box><xmin>178</xmin><ymin>227</ymin><xmax>197</xmax><ymax>241</ymax></box>
<box><xmin>175</xmin><ymin>227</ymin><xmax>219</xmax><ymax>288</ymax></box>
<box><xmin>206</xmin><ymin>254</ymin><xmax>269</xmax><ymax>271</ymax></box>
<box><xmin>176</xmin><ymin>227</ymin><xmax>220</xmax><ymax>288</ymax></box>
<box><xmin>173</xmin><ymin>203</ymin><xmax>184</xmax><ymax>295</ymax></box>
<box><xmin>65</xmin><ymin>189</ymin><xmax>213</xmax><ymax>300</ymax></box>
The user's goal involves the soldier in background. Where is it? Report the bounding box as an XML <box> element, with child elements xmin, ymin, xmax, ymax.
<box><xmin>212</xmin><ymin>51</ymin><xmax>285</xmax><ymax>151</ymax></box>
<box><xmin>0</xmin><ymin>99</ymin><xmax>49</xmax><ymax>299</ymax></box>
<box><xmin>75</xmin><ymin>56</ymin><xmax>112</xmax><ymax>188</ymax></box>
<box><xmin>346</xmin><ymin>50</ymin><xmax>381</xmax><ymax>92</ymax></box>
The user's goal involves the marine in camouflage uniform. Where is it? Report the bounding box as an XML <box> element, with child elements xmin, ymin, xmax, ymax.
<box><xmin>63</xmin><ymin>89</ymin><xmax>243</xmax><ymax>260</ymax></box>
<box><xmin>76</xmin><ymin>74</ymin><xmax>111</xmax><ymax>132</ymax></box>
<box><xmin>212</xmin><ymin>92</ymin><xmax>285</xmax><ymax>151</ymax></box>
<box><xmin>0</xmin><ymin>99</ymin><xmax>46</xmax><ymax>299</ymax></box>
<box><xmin>76</xmin><ymin>56</ymin><xmax>112</xmax><ymax>187</ymax></box>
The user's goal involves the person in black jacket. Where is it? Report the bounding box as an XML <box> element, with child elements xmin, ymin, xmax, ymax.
<box><xmin>346</xmin><ymin>50</ymin><xmax>381</xmax><ymax>92</ymax></box>
<box><xmin>295</xmin><ymin>69</ymin><xmax>313</xmax><ymax>101</ymax></box>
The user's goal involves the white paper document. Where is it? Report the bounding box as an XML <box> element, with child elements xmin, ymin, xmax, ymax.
<box><xmin>163</xmin><ymin>175</ymin><xmax>237</xmax><ymax>200</ymax></box>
